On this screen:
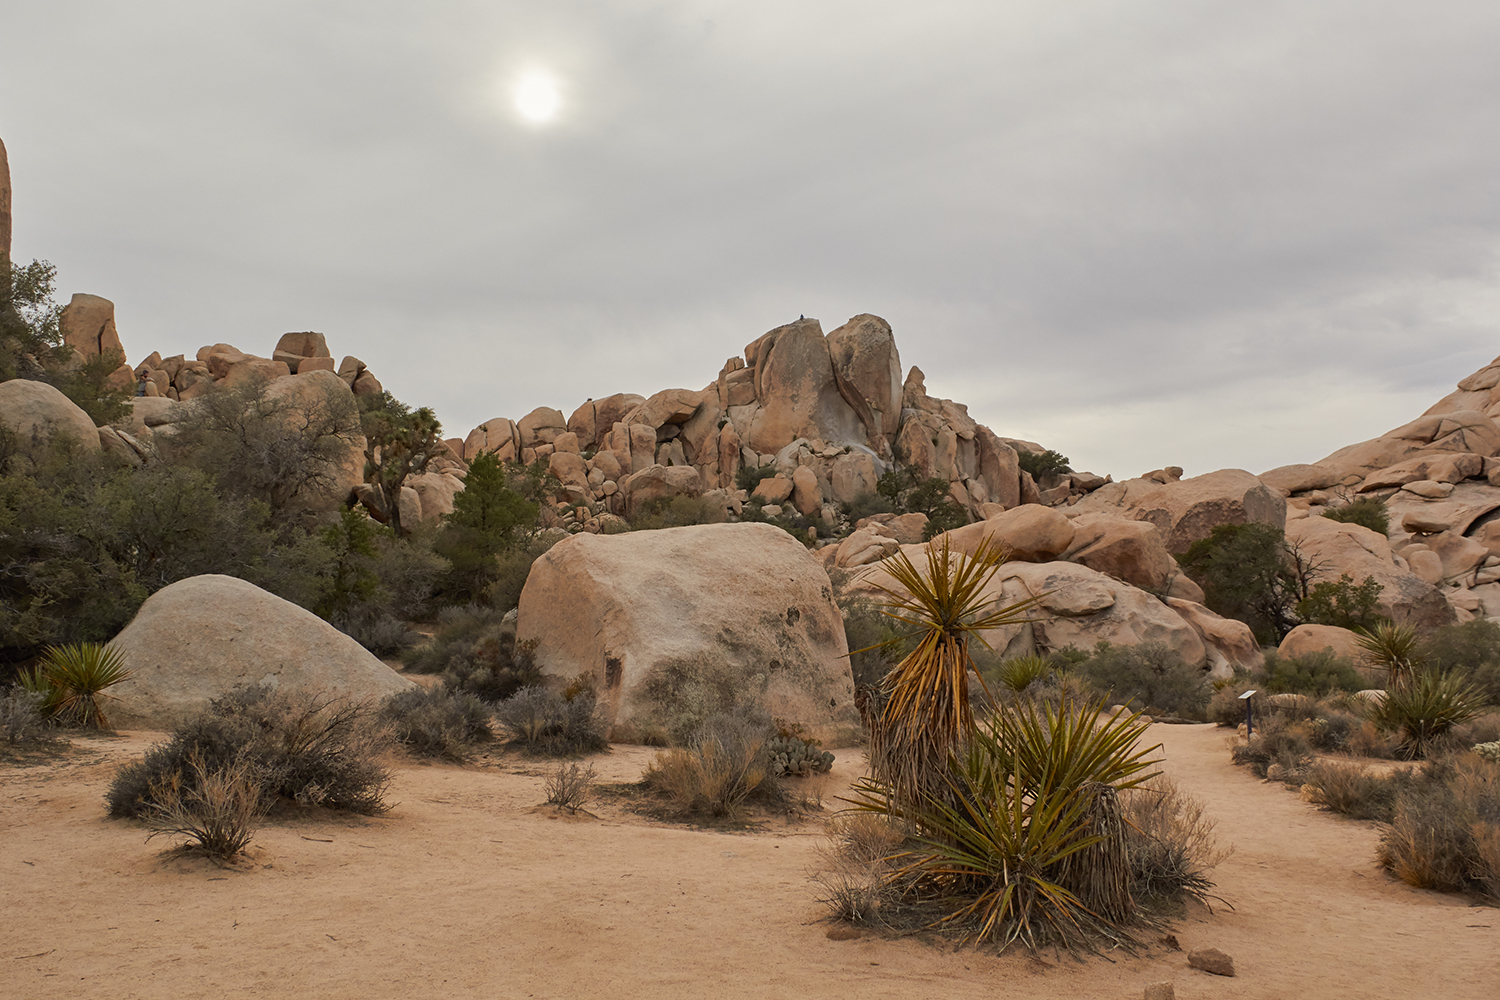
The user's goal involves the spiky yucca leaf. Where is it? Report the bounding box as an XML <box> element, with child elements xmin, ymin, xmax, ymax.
<box><xmin>1373</xmin><ymin>669</ymin><xmax>1483</xmax><ymax>759</ymax></box>
<box><xmin>845</xmin><ymin>694</ymin><xmax>1162</xmax><ymax>951</ymax></box>
<box><xmin>1355</xmin><ymin>622</ymin><xmax>1423</xmax><ymax>689</ymax></box>
<box><xmin>31</xmin><ymin>642</ymin><xmax>132</xmax><ymax>729</ymax></box>
<box><xmin>864</xmin><ymin>536</ymin><xmax>1046</xmax><ymax>810</ymax></box>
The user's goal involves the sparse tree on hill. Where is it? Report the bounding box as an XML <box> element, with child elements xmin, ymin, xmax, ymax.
<box><xmin>360</xmin><ymin>390</ymin><xmax>445</xmax><ymax>539</ymax></box>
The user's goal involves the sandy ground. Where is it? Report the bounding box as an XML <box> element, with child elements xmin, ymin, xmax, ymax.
<box><xmin>3</xmin><ymin>723</ymin><xmax>1497</xmax><ymax>1000</ymax></box>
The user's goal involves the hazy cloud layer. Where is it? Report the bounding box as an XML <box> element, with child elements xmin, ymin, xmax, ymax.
<box><xmin>4</xmin><ymin>1</ymin><xmax>1499</xmax><ymax>478</ymax></box>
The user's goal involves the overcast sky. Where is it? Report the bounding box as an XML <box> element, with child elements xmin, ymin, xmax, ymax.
<box><xmin>5</xmin><ymin>1</ymin><xmax>1499</xmax><ymax>479</ymax></box>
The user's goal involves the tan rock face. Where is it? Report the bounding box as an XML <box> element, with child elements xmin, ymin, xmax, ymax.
<box><xmin>1062</xmin><ymin>513</ymin><xmax>1178</xmax><ymax>592</ymax></box>
<box><xmin>744</xmin><ymin>319</ymin><xmax>865</xmax><ymax>453</ymax></box>
<box><xmin>790</xmin><ymin>465</ymin><xmax>822</xmax><ymax>516</ymax></box>
<box><xmin>1359</xmin><ymin>453</ymin><xmax>1482</xmax><ymax>491</ymax></box>
<box><xmin>1165</xmin><ymin>599</ymin><xmax>1261</xmax><ymax>678</ymax></box>
<box><xmin>517</xmin><ymin>406</ymin><xmax>568</xmax><ymax>448</ymax></box>
<box><xmin>59</xmin><ymin>293</ymin><xmax>126</xmax><ymax>363</ymax></box>
<box><xmin>829</xmin><ymin>451</ymin><xmax>879</xmax><ymax>504</ymax></box>
<box><xmin>1259</xmin><ymin>463</ymin><xmax>1343</xmax><ymax>495</ymax></box>
<box><xmin>407</xmin><ymin>471</ymin><xmax>465</xmax><ymax>522</ymax></box>
<box><xmin>1320</xmin><ymin>410</ymin><xmax>1500</xmax><ymax>482</ymax></box>
<box><xmin>1285</xmin><ymin>516</ymin><xmax>1456</xmax><ymax>628</ymax></box>
<box><xmin>752</xmin><ymin>475</ymin><xmax>794</xmax><ymax>504</ymax></box>
<box><xmin>0</xmin><ymin>135</ymin><xmax>10</xmax><ymax>259</ymax></box>
<box><xmin>464</xmin><ymin>417</ymin><xmax>519</xmax><ymax>462</ymax></box>
<box><xmin>1126</xmin><ymin>469</ymin><xmax>1286</xmax><ymax>555</ymax></box>
<box><xmin>108</xmin><ymin>574</ymin><xmax>414</xmax><ymax>730</ymax></box>
<box><xmin>516</xmin><ymin>523</ymin><xmax>860</xmax><ymax>744</ymax></box>
<box><xmin>274</xmin><ymin>332</ymin><xmax>331</xmax><ymax>359</ymax></box>
<box><xmin>826</xmin><ymin>314</ymin><xmax>902</xmax><ymax>449</ymax></box>
<box><xmin>626</xmin><ymin>388</ymin><xmax>703</xmax><ymax>430</ymax></box>
<box><xmin>621</xmin><ymin>464</ymin><xmax>703</xmax><ymax>515</ymax></box>
<box><xmin>935</xmin><ymin>505</ymin><xmax>1076</xmax><ymax>563</ymax></box>
<box><xmin>0</xmin><ymin>379</ymin><xmax>103</xmax><ymax>461</ymax></box>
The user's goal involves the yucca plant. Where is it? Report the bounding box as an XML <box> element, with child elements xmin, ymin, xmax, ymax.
<box><xmin>845</xmin><ymin>694</ymin><xmax>1161</xmax><ymax>951</ymax></box>
<box><xmin>994</xmin><ymin>654</ymin><xmax>1052</xmax><ymax>694</ymax></box>
<box><xmin>22</xmin><ymin>642</ymin><xmax>132</xmax><ymax>729</ymax></box>
<box><xmin>1373</xmin><ymin>669</ymin><xmax>1483</xmax><ymax>759</ymax></box>
<box><xmin>862</xmin><ymin>536</ymin><xmax>1046</xmax><ymax>812</ymax></box>
<box><xmin>1355</xmin><ymin>622</ymin><xmax>1423</xmax><ymax>689</ymax></box>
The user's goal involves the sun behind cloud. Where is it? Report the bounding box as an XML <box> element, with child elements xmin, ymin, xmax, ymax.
<box><xmin>513</xmin><ymin>70</ymin><xmax>561</xmax><ymax>123</ymax></box>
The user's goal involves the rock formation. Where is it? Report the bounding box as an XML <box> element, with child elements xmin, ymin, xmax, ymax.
<box><xmin>107</xmin><ymin>574</ymin><xmax>414</xmax><ymax>730</ymax></box>
<box><xmin>0</xmin><ymin>378</ymin><xmax>102</xmax><ymax>462</ymax></box>
<box><xmin>515</xmin><ymin>522</ymin><xmax>862</xmax><ymax>744</ymax></box>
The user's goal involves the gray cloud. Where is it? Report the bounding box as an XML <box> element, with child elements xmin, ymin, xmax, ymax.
<box><xmin>5</xmin><ymin>1</ymin><xmax>1499</xmax><ymax>479</ymax></box>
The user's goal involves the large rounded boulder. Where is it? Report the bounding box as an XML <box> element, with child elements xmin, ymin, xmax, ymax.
<box><xmin>0</xmin><ymin>379</ymin><xmax>101</xmax><ymax>462</ymax></box>
<box><xmin>516</xmin><ymin>522</ymin><xmax>861</xmax><ymax>745</ymax></box>
<box><xmin>107</xmin><ymin>575</ymin><xmax>413</xmax><ymax>730</ymax></box>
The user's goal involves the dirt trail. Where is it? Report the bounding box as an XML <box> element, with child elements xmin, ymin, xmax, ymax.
<box><xmin>2</xmin><ymin>725</ymin><xmax>1495</xmax><ymax>1000</ymax></box>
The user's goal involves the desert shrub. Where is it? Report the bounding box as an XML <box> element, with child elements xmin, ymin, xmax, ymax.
<box><xmin>1016</xmin><ymin>449</ymin><xmax>1072</xmax><ymax>479</ymax></box>
<box><xmin>405</xmin><ymin>604</ymin><xmax>542</xmax><ymax>700</ymax></box>
<box><xmin>1322</xmin><ymin>497</ymin><xmax>1390</xmax><ymax>536</ymax></box>
<box><xmin>107</xmin><ymin>687</ymin><xmax>391</xmax><ymax>818</ymax></box>
<box><xmin>1231</xmin><ymin>716</ymin><xmax>1313</xmax><ymax>781</ymax></box>
<box><xmin>1377</xmin><ymin>754</ymin><xmax>1500</xmax><ymax>899</ymax></box>
<box><xmin>734</xmin><ymin>463</ymin><xmax>779</xmax><ymax>492</ymax></box>
<box><xmin>628</xmin><ymin>495</ymin><xmax>725</xmax><ymax>530</ymax></box>
<box><xmin>812</xmin><ymin>813</ymin><xmax>909</xmax><ymax>925</ymax></box>
<box><xmin>1295</xmin><ymin>574</ymin><xmax>1384</xmax><ymax>633</ymax></box>
<box><xmin>1120</xmin><ymin>776</ymin><xmax>1230</xmax><ymax>905</ymax></box>
<box><xmin>837</xmin><ymin>592</ymin><xmax>911</xmax><ymax>690</ymax></box>
<box><xmin>143</xmin><ymin>751</ymin><xmax>264</xmax><ymax>863</ymax></box>
<box><xmin>1306</xmin><ymin>709</ymin><xmax>1362</xmax><ymax>752</ymax></box>
<box><xmin>1372</xmin><ymin>670</ymin><xmax>1484</xmax><ymax>759</ymax></box>
<box><xmin>985</xmin><ymin>654</ymin><xmax>1053</xmax><ymax>695</ymax></box>
<box><xmin>378</xmin><ymin>686</ymin><xmax>493</xmax><ymax>762</ymax></box>
<box><xmin>544</xmin><ymin>761</ymin><xmax>596</xmax><ymax>813</ymax></box>
<box><xmin>1259</xmin><ymin>650</ymin><xmax>1365</xmax><ymax>696</ymax></box>
<box><xmin>1301</xmin><ymin>760</ymin><xmax>1408</xmax><ymax>821</ymax></box>
<box><xmin>623</xmin><ymin>653</ymin><xmax>770</xmax><ymax>747</ymax></box>
<box><xmin>1421</xmin><ymin>619</ymin><xmax>1500</xmax><ymax>706</ymax></box>
<box><xmin>22</xmin><ymin>641</ymin><xmax>132</xmax><ymax>729</ymax></box>
<box><xmin>493</xmin><ymin>680</ymin><xmax>609</xmax><ymax>755</ymax></box>
<box><xmin>1177</xmin><ymin>522</ymin><xmax>1299</xmax><ymax>644</ymax></box>
<box><xmin>482</xmin><ymin>533</ymin><xmax>561</xmax><ymax>613</ymax></box>
<box><xmin>330</xmin><ymin>606</ymin><xmax>419</xmax><ymax>658</ymax></box>
<box><xmin>0</xmin><ymin>686</ymin><xmax>62</xmax><ymax>749</ymax></box>
<box><xmin>1070</xmin><ymin>641</ymin><xmax>1211</xmax><ymax>719</ymax></box>
<box><xmin>643</xmin><ymin>709</ymin><xmax>776</xmax><ymax>818</ymax></box>
<box><xmin>872</xmin><ymin>467</ymin><xmax>969</xmax><ymax>540</ymax></box>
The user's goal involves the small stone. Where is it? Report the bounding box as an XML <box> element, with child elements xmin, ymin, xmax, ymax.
<box><xmin>1188</xmin><ymin>947</ymin><xmax>1236</xmax><ymax>977</ymax></box>
<box><xmin>1144</xmin><ymin>983</ymin><xmax>1175</xmax><ymax>1000</ymax></box>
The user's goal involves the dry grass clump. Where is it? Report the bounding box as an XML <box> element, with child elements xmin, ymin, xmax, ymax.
<box><xmin>643</xmin><ymin>711</ymin><xmax>775</xmax><ymax>819</ymax></box>
<box><xmin>1120</xmin><ymin>777</ymin><xmax>1232</xmax><ymax>907</ymax></box>
<box><xmin>108</xmin><ymin>687</ymin><xmax>392</xmax><ymax>819</ymax></box>
<box><xmin>0</xmin><ymin>686</ymin><xmax>64</xmax><ymax>750</ymax></box>
<box><xmin>143</xmin><ymin>751</ymin><xmax>264</xmax><ymax>863</ymax></box>
<box><xmin>1377</xmin><ymin>753</ymin><xmax>1500</xmax><ymax>900</ymax></box>
<box><xmin>493</xmin><ymin>679</ymin><xmax>609</xmax><ymax>756</ymax></box>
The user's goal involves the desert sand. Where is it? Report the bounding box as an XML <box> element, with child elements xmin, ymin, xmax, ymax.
<box><xmin>3</xmin><ymin>723</ymin><xmax>1496</xmax><ymax>1000</ymax></box>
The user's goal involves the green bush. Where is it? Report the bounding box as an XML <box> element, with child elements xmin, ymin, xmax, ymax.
<box><xmin>1295</xmin><ymin>574</ymin><xmax>1384</xmax><ymax>633</ymax></box>
<box><xmin>1177</xmin><ymin>523</ymin><xmax>1299</xmax><ymax>644</ymax></box>
<box><xmin>107</xmin><ymin>687</ymin><xmax>391</xmax><ymax>818</ymax></box>
<box><xmin>1322</xmin><ymin>497</ymin><xmax>1390</xmax><ymax>536</ymax></box>
<box><xmin>629</xmin><ymin>495</ymin><xmax>725</xmax><ymax>530</ymax></box>
<box><xmin>1421</xmin><ymin>619</ymin><xmax>1500</xmax><ymax>706</ymax></box>
<box><xmin>378</xmin><ymin>686</ymin><xmax>494</xmax><ymax>762</ymax></box>
<box><xmin>22</xmin><ymin>641</ymin><xmax>132</xmax><ymax>729</ymax></box>
<box><xmin>1016</xmin><ymin>449</ymin><xmax>1072</xmax><ymax>479</ymax></box>
<box><xmin>1071</xmin><ymin>641</ymin><xmax>1211</xmax><ymax>719</ymax></box>
<box><xmin>734</xmin><ymin>464</ymin><xmax>778</xmax><ymax>492</ymax></box>
<box><xmin>404</xmin><ymin>605</ymin><xmax>543</xmax><ymax>703</ymax></box>
<box><xmin>1259</xmin><ymin>650</ymin><xmax>1365</xmax><ymax>696</ymax></box>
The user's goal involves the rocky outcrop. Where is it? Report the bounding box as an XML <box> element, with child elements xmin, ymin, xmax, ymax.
<box><xmin>1284</xmin><ymin>513</ymin><xmax>1456</xmax><ymax>629</ymax></box>
<box><xmin>826</xmin><ymin>314</ymin><xmax>902</xmax><ymax>451</ymax></box>
<box><xmin>1073</xmin><ymin>469</ymin><xmax>1286</xmax><ymax>556</ymax></box>
<box><xmin>0</xmin><ymin>135</ymin><xmax>9</xmax><ymax>260</ymax></box>
<box><xmin>59</xmin><ymin>294</ymin><xmax>126</xmax><ymax>364</ymax></box>
<box><xmin>515</xmin><ymin>523</ymin><xmax>861</xmax><ymax>744</ymax></box>
<box><xmin>107</xmin><ymin>574</ymin><xmax>414</xmax><ymax>730</ymax></box>
<box><xmin>0</xmin><ymin>379</ymin><xmax>102</xmax><ymax>461</ymax></box>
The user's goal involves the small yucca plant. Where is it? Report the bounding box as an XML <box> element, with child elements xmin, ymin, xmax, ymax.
<box><xmin>1355</xmin><ymin>622</ymin><xmax>1422</xmax><ymax>689</ymax></box>
<box><xmin>23</xmin><ymin>642</ymin><xmax>132</xmax><ymax>729</ymax></box>
<box><xmin>1373</xmin><ymin>669</ymin><xmax>1483</xmax><ymax>759</ymax></box>
<box><xmin>862</xmin><ymin>536</ymin><xmax>1045</xmax><ymax>813</ymax></box>
<box><xmin>995</xmin><ymin>654</ymin><xmax>1052</xmax><ymax>694</ymax></box>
